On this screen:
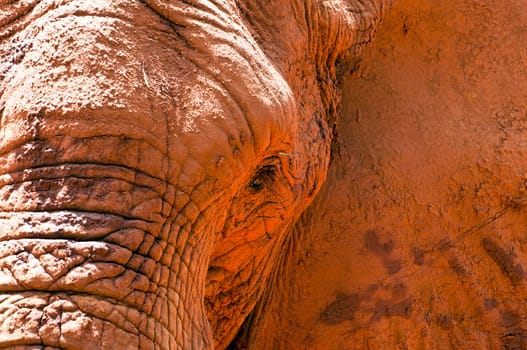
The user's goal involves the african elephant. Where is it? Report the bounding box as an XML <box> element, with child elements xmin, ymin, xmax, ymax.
<box><xmin>0</xmin><ymin>0</ymin><xmax>387</xmax><ymax>348</ymax></box>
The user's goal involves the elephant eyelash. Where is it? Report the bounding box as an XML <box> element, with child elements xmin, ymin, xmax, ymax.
<box><xmin>249</xmin><ymin>165</ymin><xmax>277</xmax><ymax>191</ymax></box>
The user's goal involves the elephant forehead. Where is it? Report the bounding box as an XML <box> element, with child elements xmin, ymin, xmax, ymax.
<box><xmin>141</xmin><ymin>0</ymin><xmax>297</xmax><ymax>152</ymax></box>
<box><xmin>0</xmin><ymin>0</ymin><xmax>297</xmax><ymax>183</ymax></box>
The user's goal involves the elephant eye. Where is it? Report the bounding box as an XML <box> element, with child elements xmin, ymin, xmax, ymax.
<box><xmin>249</xmin><ymin>165</ymin><xmax>277</xmax><ymax>191</ymax></box>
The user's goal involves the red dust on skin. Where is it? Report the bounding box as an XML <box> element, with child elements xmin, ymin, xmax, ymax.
<box><xmin>0</xmin><ymin>1</ymin><xmax>388</xmax><ymax>349</ymax></box>
<box><xmin>245</xmin><ymin>0</ymin><xmax>527</xmax><ymax>349</ymax></box>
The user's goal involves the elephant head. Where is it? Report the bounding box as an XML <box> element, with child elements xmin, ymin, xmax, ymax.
<box><xmin>0</xmin><ymin>0</ymin><xmax>386</xmax><ymax>348</ymax></box>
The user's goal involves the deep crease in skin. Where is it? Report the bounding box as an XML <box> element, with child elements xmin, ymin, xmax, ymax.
<box><xmin>0</xmin><ymin>140</ymin><xmax>169</xmax><ymax>176</ymax></box>
<box><xmin>0</xmin><ymin>213</ymin><xmax>162</xmax><ymax>247</ymax></box>
<box><xmin>0</xmin><ymin>133</ymin><xmax>169</xmax><ymax>165</ymax></box>
<box><xmin>0</xmin><ymin>172</ymin><xmax>169</xmax><ymax>200</ymax></box>
<box><xmin>140</xmin><ymin>0</ymin><xmax>235</xmax><ymax>33</ymax></box>
<box><xmin>0</xmin><ymin>176</ymin><xmax>172</xmax><ymax>209</ymax></box>
<box><xmin>0</xmin><ymin>208</ymin><xmax>160</xmax><ymax>224</ymax></box>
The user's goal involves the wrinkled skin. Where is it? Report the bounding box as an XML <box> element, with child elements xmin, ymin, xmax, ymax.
<box><xmin>0</xmin><ymin>0</ymin><xmax>386</xmax><ymax>349</ymax></box>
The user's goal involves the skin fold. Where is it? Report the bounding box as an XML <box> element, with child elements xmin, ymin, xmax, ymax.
<box><xmin>0</xmin><ymin>0</ymin><xmax>387</xmax><ymax>349</ymax></box>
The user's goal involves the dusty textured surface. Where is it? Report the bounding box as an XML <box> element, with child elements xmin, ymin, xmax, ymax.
<box><xmin>246</xmin><ymin>0</ymin><xmax>527</xmax><ymax>349</ymax></box>
<box><xmin>5</xmin><ymin>0</ymin><xmax>527</xmax><ymax>349</ymax></box>
<box><xmin>0</xmin><ymin>1</ymin><xmax>386</xmax><ymax>349</ymax></box>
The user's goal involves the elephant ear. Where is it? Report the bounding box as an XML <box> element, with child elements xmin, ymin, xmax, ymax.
<box><xmin>315</xmin><ymin>0</ymin><xmax>391</xmax><ymax>75</ymax></box>
<box><xmin>299</xmin><ymin>0</ymin><xmax>390</xmax><ymax>149</ymax></box>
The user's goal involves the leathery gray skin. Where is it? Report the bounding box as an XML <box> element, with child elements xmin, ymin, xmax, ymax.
<box><xmin>0</xmin><ymin>1</ymin><xmax>385</xmax><ymax>348</ymax></box>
